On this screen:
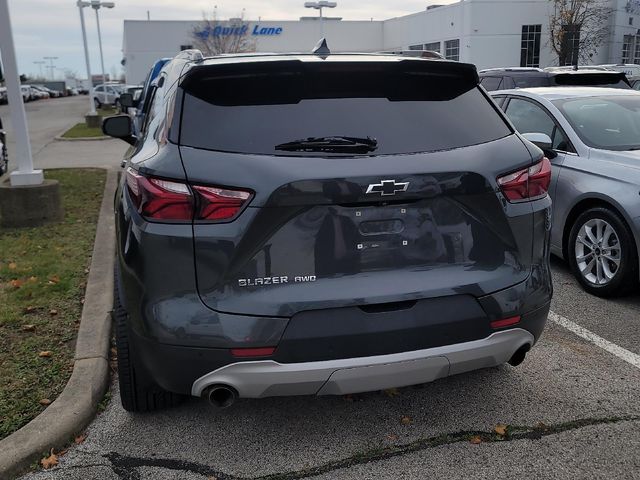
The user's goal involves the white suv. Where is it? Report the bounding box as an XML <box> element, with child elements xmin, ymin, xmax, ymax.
<box><xmin>93</xmin><ymin>83</ymin><xmax>123</xmax><ymax>108</ymax></box>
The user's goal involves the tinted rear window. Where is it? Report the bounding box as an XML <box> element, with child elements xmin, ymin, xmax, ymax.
<box><xmin>551</xmin><ymin>73</ymin><xmax>630</xmax><ymax>89</ymax></box>
<box><xmin>179</xmin><ymin>61</ymin><xmax>511</xmax><ymax>156</ymax></box>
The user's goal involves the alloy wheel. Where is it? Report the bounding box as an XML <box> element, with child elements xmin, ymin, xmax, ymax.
<box><xmin>574</xmin><ymin>218</ymin><xmax>621</xmax><ymax>286</ymax></box>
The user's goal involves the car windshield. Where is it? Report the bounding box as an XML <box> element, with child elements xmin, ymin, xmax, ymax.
<box><xmin>553</xmin><ymin>95</ymin><xmax>640</xmax><ymax>150</ymax></box>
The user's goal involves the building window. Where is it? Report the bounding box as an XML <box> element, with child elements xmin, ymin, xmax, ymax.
<box><xmin>444</xmin><ymin>39</ymin><xmax>460</xmax><ymax>61</ymax></box>
<box><xmin>623</xmin><ymin>35</ymin><xmax>633</xmax><ymax>63</ymax></box>
<box><xmin>409</xmin><ymin>44</ymin><xmax>423</xmax><ymax>50</ymax></box>
<box><xmin>630</xmin><ymin>17</ymin><xmax>634</xmax><ymax>26</ymax></box>
<box><xmin>559</xmin><ymin>24</ymin><xmax>580</xmax><ymax>66</ymax></box>
<box><xmin>424</xmin><ymin>41</ymin><xmax>440</xmax><ymax>53</ymax></box>
<box><xmin>180</xmin><ymin>44</ymin><xmax>193</xmax><ymax>51</ymax></box>
<box><xmin>520</xmin><ymin>24</ymin><xmax>541</xmax><ymax>67</ymax></box>
<box><xmin>634</xmin><ymin>37</ymin><xmax>640</xmax><ymax>63</ymax></box>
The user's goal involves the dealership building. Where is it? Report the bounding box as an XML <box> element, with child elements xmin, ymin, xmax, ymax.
<box><xmin>122</xmin><ymin>0</ymin><xmax>640</xmax><ymax>84</ymax></box>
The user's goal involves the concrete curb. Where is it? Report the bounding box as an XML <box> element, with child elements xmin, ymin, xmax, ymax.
<box><xmin>54</xmin><ymin>135</ymin><xmax>110</xmax><ymax>142</ymax></box>
<box><xmin>0</xmin><ymin>169</ymin><xmax>118</xmax><ymax>479</ymax></box>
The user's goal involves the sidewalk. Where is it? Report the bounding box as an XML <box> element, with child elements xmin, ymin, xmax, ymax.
<box><xmin>33</xmin><ymin>137</ymin><xmax>127</xmax><ymax>171</ymax></box>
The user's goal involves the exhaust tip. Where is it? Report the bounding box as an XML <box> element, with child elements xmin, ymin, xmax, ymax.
<box><xmin>203</xmin><ymin>385</ymin><xmax>238</xmax><ymax>409</ymax></box>
<box><xmin>508</xmin><ymin>344</ymin><xmax>531</xmax><ymax>367</ymax></box>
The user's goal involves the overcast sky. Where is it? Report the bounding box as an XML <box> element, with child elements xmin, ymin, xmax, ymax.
<box><xmin>4</xmin><ymin>0</ymin><xmax>455</xmax><ymax>81</ymax></box>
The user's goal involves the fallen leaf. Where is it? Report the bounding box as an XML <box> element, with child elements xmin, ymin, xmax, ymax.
<box><xmin>494</xmin><ymin>424</ymin><xmax>508</xmax><ymax>436</ymax></box>
<box><xmin>41</xmin><ymin>449</ymin><xmax>58</xmax><ymax>469</ymax></box>
<box><xmin>8</xmin><ymin>262</ymin><xmax>17</xmax><ymax>270</ymax></box>
<box><xmin>536</xmin><ymin>421</ymin><xmax>549</xmax><ymax>431</ymax></box>
<box><xmin>28</xmin><ymin>276</ymin><xmax>38</xmax><ymax>283</ymax></box>
<box><xmin>24</xmin><ymin>306</ymin><xmax>37</xmax><ymax>314</ymax></box>
<box><xmin>400</xmin><ymin>416</ymin><xmax>412</xmax><ymax>425</ymax></box>
<box><xmin>469</xmin><ymin>435</ymin><xmax>482</xmax><ymax>444</ymax></box>
<box><xmin>74</xmin><ymin>433</ymin><xmax>87</xmax><ymax>445</ymax></box>
<box><xmin>387</xmin><ymin>433</ymin><xmax>399</xmax><ymax>441</ymax></box>
<box><xmin>383</xmin><ymin>388</ymin><xmax>400</xmax><ymax>398</ymax></box>
<box><xmin>49</xmin><ymin>309</ymin><xmax>58</xmax><ymax>316</ymax></box>
<box><xmin>39</xmin><ymin>398</ymin><xmax>51</xmax><ymax>406</ymax></box>
<box><xmin>38</xmin><ymin>351</ymin><xmax>52</xmax><ymax>358</ymax></box>
<box><xmin>10</xmin><ymin>279</ymin><xmax>23</xmax><ymax>289</ymax></box>
<box><xmin>21</xmin><ymin>324</ymin><xmax>36</xmax><ymax>332</ymax></box>
<box><xmin>48</xmin><ymin>275</ymin><xmax>60</xmax><ymax>284</ymax></box>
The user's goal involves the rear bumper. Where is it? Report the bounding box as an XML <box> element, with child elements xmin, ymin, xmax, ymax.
<box><xmin>191</xmin><ymin>328</ymin><xmax>534</xmax><ymax>398</ymax></box>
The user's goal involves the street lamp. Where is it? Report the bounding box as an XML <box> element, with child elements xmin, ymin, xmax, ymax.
<box><xmin>91</xmin><ymin>1</ymin><xmax>115</xmax><ymax>87</ymax></box>
<box><xmin>304</xmin><ymin>1</ymin><xmax>337</xmax><ymax>38</ymax></box>
<box><xmin>43</xmin><ymin>56</ymin><xmax>58</xmax><ymax>80</ymax></box>
<box><xmin>33</xmin><ymin>60</ymin><xmax>45</xmax><ymax>79</ymax></box>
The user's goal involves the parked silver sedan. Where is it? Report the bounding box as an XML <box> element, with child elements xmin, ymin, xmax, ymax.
<box><xmin>491</xmin><ymin>87</ymin><xmax>640</xmax><ymax>297</ymax></box>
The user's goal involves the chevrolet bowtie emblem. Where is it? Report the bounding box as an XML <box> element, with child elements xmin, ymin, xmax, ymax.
<box><xmin>365</xmin><ymin>180</ymin><xmax>410</xmax><ymax>196</ymax></box>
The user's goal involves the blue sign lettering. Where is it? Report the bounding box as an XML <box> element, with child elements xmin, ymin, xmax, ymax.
<box><xmin>195</xmin><ymin>24</ymin><xmax>283</xmax><ymax>38</ymax></box>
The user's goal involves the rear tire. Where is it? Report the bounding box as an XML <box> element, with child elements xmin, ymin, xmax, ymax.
<box><xmin>114</xmin><ymin>265</ymin><xmax>185</xmax><ymax>412</ymax></box>
<box><xmin>567</xmin><ymin>207</ymin><xmax>638</xmax><ymax>297</ymax></box>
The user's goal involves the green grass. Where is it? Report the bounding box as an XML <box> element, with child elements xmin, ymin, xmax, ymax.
<box><xmin>61</xmin><ymin>123</ymin><xmax>105</xmax><ymax>139</ymax></box>
<box><xmin>0</xmin><ymin>169</ymin><xmax>106</xmax><ymax>440</ymax></box>
<box><xmin>61</xmin><ymin>106</ymin><xmax>119</xmax><ymax>138</ymax></box>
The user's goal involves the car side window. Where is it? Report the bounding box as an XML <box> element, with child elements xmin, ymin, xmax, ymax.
<box><xmin>480</xmin><ymin>76</ymin><xmax>503</xmax><ymax>91</ymax></box>
<box><xmin>95</xmin><ymin>86</ymin><xmax>103</xmax><ymax>93</ymax></box>
<box><xmin>505</xmin><ymin>97</ymin><xmax>575</xmax><ymax>153</ymax></box>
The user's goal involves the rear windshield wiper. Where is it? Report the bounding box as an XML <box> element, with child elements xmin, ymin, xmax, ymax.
<box><xmin>275</xmin><ymin>136</ymin><xmax>378</xmax><ymax>153</ymax></box>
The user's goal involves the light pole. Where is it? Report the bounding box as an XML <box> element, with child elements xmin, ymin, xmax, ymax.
<box><xmin>77</xmin><ymin>1</ymin><xmax>97</xmax><ymax>118</ymax></box>
<box><xmin>91</xmin><ymin>1</ymin><xmax>115</xmax><ymax>86</ymax></box>
<box><xmin>33</xmin><ymin>60</ymin><xmax>45</xmax><ymax>79</ymax></box>
<box><xmin>304</xmin><ymin>1</ymin><xmax>337</xmax><ymax>39</ymax></box>
<box><xmin>0</xmin><ymin>0</ymin><xmax>43</xmax><ymax>186</ymax></box>
<box><xmin>43</xmin><ymin>56</ymin><xmax>58</xmax><ymax>79</ymax></box>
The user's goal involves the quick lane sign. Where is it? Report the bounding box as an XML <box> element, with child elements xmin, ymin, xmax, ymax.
<box><xmin>196</xmin><ymin>24</ymin><xmax>283</xmax><ymax>38</ymax></box>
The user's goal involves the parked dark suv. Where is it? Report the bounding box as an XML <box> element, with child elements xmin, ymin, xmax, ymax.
<box><xmin>103</xmin><ymin>47</ymin><xmax>553</xmax><ymax>412</ymax></box>
<box><xmin>479</xmin><ymin>67</ymin><xmax>631</xmax><ymax>91</ymax></box>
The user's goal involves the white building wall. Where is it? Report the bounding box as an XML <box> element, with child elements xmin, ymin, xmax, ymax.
<box><xmin>122</xmin><ymin>0</ymin><xmax>640</xmax><ymax>84</ymax></box>
<box><xmin>123</xmin><ymin>19</ymin><xmax>383</xmax><ymax>84</ymax></box>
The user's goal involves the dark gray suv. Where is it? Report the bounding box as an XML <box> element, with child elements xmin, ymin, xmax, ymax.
<box><xmin>103</xmin><ymin>48</ymin><xmax>553</xmax><ymax>412</ymax></box>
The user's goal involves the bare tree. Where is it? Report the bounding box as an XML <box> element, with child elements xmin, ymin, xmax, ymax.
<box><xmin>549</xmin><ymin>0</ymin><xmax>611</xmax><ymax>65</ymax></box>
<box><xmin>191</xmin><ymin>10</ymin><xmax>256</xmax><ymax>56</ymax></box>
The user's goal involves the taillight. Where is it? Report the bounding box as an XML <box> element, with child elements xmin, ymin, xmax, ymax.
<box><xmin>125</xmin><ymin>167</ymin><xmax>251</xmax><ymax>222</ymax></box>
<box><xmin>192</xmin><ymin>185</ymin><xmax>252</xmax><ymax>221</ymax></box>
<box><xmin>126</xmin><ymin>168</ymin><xmax>193</xmax><ymax>220</ymax></box>
<box><xmin>497</xmin><ymin>157</ymin><xmax>551</xmax><ymax>202</ymax></box>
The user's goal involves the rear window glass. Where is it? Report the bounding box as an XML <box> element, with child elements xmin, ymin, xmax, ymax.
<box><xmin>179</xmin><ymin>62</ymin><xmax>511</xmax><ymax>156</ymax></box>
<box><xmin>513</xmin><ymin>76</ymin><xmax>549</xmax><ymax>88</ymax></box>
<box><xmin>551</xmin><ymin>73</ymin><xmax>630</xmax><ymax>89</ymax></box>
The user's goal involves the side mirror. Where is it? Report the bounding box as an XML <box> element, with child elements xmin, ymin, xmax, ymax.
<box><xmin>522</xmin><ymin>132</ymin><xmax>557</xmax><ymax>159</ymax></box>
<box><xmin>119</xmin><ymin>93</ymin><xmax>135</xmax><ymax>108</ymax></box>
<box><xmin>522</xmin><ymin>132</ymin><xmax>552</xmax><ymax>150</ymax></box>
<box><xmin>102</xmin><ymin>115</ymin><xmax>136</xmax><ymax>145</ymax></box>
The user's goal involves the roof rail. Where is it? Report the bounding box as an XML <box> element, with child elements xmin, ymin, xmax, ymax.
<box><xmin>175</xmin><ymin>49</ymin><xmax>204</xmax><ymax>62</ymax></box>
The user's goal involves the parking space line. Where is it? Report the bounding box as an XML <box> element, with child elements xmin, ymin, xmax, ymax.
<box><xmin>549</xmin><ymin>311</ymin><xmax>640</xmax><ymax>369</ymax></box>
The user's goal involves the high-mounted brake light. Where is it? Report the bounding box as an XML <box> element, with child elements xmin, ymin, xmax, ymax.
<box><xmin>497</xmin><ymin>157</ymin><xmax>551</xmax><ymax>202</ymax></box>
<box><xmin>125</xmin><ymin>167</ymin><xmax>252</xmax><ymax>222</ymax></box>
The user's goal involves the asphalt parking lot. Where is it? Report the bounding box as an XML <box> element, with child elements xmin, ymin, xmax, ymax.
<box><xmin>6</xmin><ymin>99</ymin><xmax>640</xmax><ymax>480</ymax></box>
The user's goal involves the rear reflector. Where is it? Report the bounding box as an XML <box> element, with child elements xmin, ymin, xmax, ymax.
<box><xmin>490</xmin><ymin>316</ymin><xmax>521</xmax><ymax>329</ymax></box>
<box><xmin>230</xmin><ymin>347</ymin><xmax>276</xmax><ymax>358</ymax></box>
<box><xmin>497</xmin><ymin>157</ymin><xmax>551</xmax><ymax>202</ymax></box>
<box><xmin>125</xmin><ymin>167</ymin><xmax>251</xmax><ymax>222</ymax></box>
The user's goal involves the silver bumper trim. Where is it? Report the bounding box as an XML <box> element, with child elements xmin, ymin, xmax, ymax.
<box><xmin>191</xmin><ymin>328</ymin><xmax>534</xmax><ymax>398</ymax></box>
